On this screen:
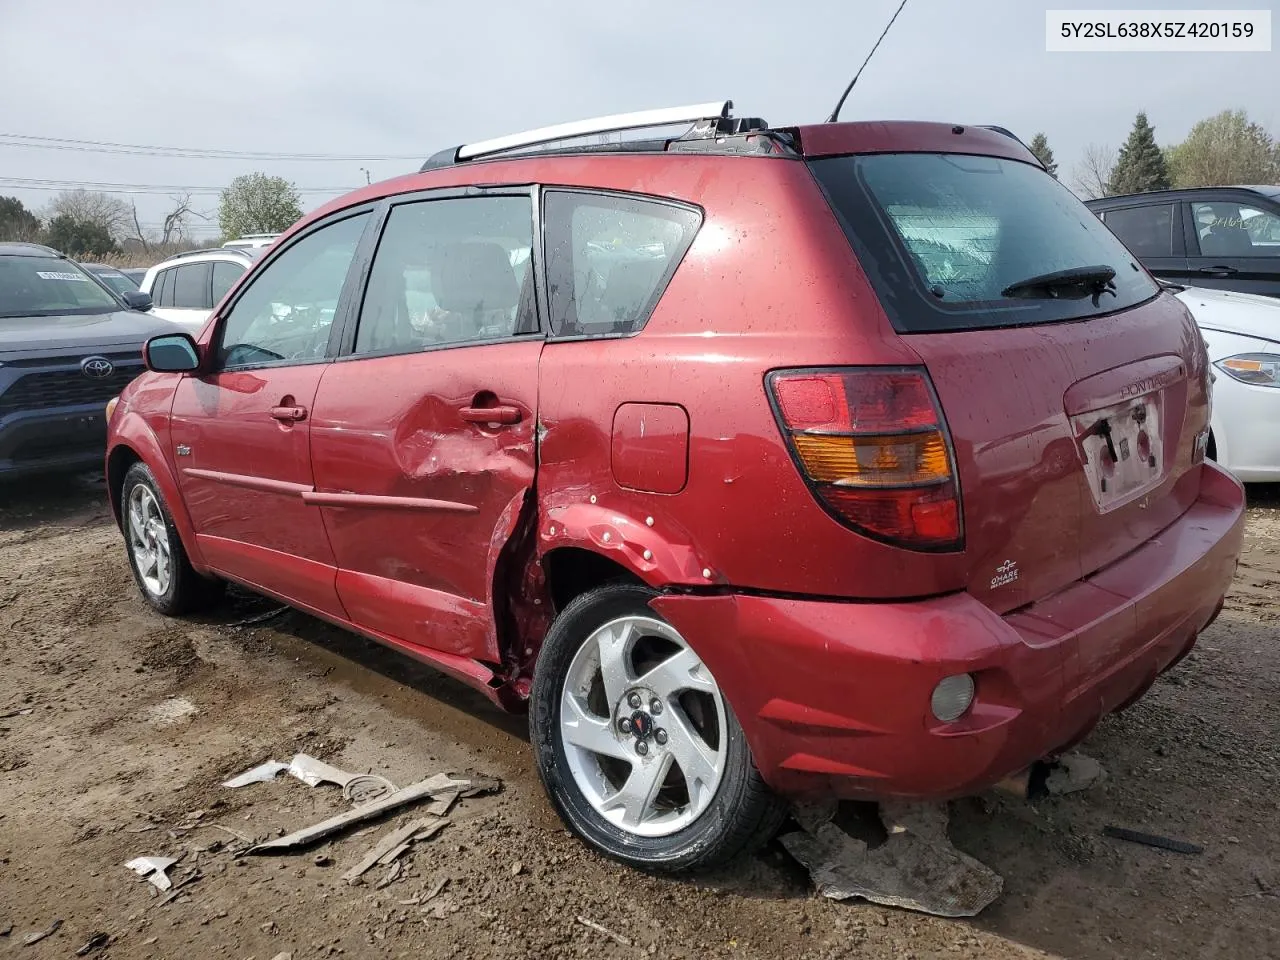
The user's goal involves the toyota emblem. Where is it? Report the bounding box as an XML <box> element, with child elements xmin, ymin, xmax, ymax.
<box><xmin>81</xmin><ymin>356</ymin><xmax>114</xmax><ymax>379</ymax></box>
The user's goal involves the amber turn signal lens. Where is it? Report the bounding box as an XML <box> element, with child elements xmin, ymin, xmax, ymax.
<box><xmin>792</xmin><ymin>431</ymin><xmax>951</xmax><ymax>486</ymax></box>
<box><xmin>106</xmin><ymin>395</ymin><xmax>120</xmax><ymax>421</ymax></box>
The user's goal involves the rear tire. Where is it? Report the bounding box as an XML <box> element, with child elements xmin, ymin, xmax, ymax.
<box><xmin>121</xmin><ymin>461</ymin><xmax>223</xmax><ymax>616</ymax></box>
<box><xmin>529</xmin><ymin>583</ymin><xmax>786</xmax><ymax>871</ymax></box>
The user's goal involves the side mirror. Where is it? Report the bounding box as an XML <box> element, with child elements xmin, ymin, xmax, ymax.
<box><xmin>144</xmin><ymin>333</ymin><xmax>201</xmax><ymax>373</ymax></box>
<box><xmin>122</xmin><ymin>290</ymin><xmax>154</xmax><ymax>312</ymax></box>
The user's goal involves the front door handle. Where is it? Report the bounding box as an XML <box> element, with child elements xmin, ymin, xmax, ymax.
<box><xmin>460</xmin><ymin>404</ymin><xmax>522</xmax><ymax>425</ymax></box>
<box><xmin>1198</xmin><ymin>265</ymin><xmax>1238</xmax><ymax>276</ymax></box>
<box><xmin>270</xmin><ymin>405</ymin><xmax>308</xmax><ymax>423</ymax></box>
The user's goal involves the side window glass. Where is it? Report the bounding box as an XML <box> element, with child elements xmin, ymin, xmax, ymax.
<box><xmin>211</xmin><ymin>260</ymin><xmax>244</xmax><ymax>304</ymax></box>
<box><xmin>1193</xmin><ymin>201</ymin><xmax>1280</xmax><ymax>256</ymax></box>
<box><xmin>173</xmin><ymin>263</ymin><xmax>211</xmax><ymax>309</ymax></box>
<box><xmin>353</xmin><ymin>196</ymin><xmax>534</xmax><ymax>356</ymax></box>
<box><xmin>218</xmin><ymin>212</ymin><xmax>369</xmax><ymax>369</ymax></box>
<box><xmin>154</xmin><ymin>269</ymin><xmax>175</xmax><ymax>308</ymax></box>
<box><xmin>1102</xmin><ymin>205</ymin><xmax>1174</xmax><ymax>257</ymax></box>
<box><xmin>544</xmin><ymin>191</ymin><xmax>701</xmax><ymax>338</ymax></box>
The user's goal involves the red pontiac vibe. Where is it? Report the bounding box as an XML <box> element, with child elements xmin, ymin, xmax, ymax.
<box><xmin>104</xmin><ymin>103</ymin><xmax>1244</xmax><ymax>871</ymax></box>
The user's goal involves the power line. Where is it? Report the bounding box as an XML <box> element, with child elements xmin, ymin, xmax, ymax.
<box><xmin>0</xmin><ymin>133</ymin><xmax>421</xmax><ymax>162</ymax></box>
<box><xmin>0</xmin><ymin>176</ymin><xmax>355</xmax><ymax>196</ymax></box>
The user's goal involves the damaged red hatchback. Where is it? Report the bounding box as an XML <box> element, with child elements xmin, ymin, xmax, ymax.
<box><xmin>106</xmin><ymin>102</ymin><xmax>1244</xmax><ymax>871</ymax></box>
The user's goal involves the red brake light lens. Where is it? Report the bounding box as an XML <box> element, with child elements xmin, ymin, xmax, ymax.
<box><xmin>769</xmin><ymin>368</ymin><xmax>963</xmax><ymax>550</ymax></box>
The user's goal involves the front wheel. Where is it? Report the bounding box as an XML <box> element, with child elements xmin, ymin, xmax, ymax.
<box><xmin>529</xmin><ymin>584</ymin><xmax>786</xmax><ymax>871</ymax></box>
<box><xmin>122</xmin><ymin>462</ymin><xmax>224</xmax><ymax>616</ymax></box>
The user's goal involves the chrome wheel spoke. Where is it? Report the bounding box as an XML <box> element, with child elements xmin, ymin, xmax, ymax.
<box><xmin>561</xmin><ymin>691</ymin><xmax>629</xmax><ymax>761</ymax></box>
<box><xmin>664</xmin><ymin>710</ymin><xmax>720</xmax><ymax>808</ymax></box>
<box><xmin>636</xmin><ymin>646</ymin><xmax>714</xmax><ymax>700</ymax></box>
<box><xmin>595</xmin><ymin>619</ymin><xmax>636</xmax><ymax>708</ymax></box>
<box><xmin>606</xmin><ymin>752</ymin><xmax>673</xmax><ymax>828</ymax></box>
<box><xmin>128</xmin><ymin>501</ymin><xmax>147</xmax><ymax>542</ymax></box>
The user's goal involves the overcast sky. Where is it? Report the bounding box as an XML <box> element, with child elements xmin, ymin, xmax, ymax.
<box><xmin>0</xmin><ymin>0</ymin><xmax>1274</xmax><ymax>238</ymax></box>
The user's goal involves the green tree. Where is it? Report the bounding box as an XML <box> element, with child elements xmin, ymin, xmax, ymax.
<box><xmin>218</xmin><ymin>173</ymin><xmax>302</xmax><ymax>239</ymax></box>
<box><xmin>1028</xmin><ymin>132</ymin><xmax>1058</xmax><ymax>178</ymax></box>
<box><xmin>45</xmin><ymin>214</ymin><xmax>117</xmax><ymax>258</ymax></box>
<box><xmin>1107</xmin><ymin>111</ymin><xmax>1171</xmax><ymax>195</ymax></box>
<box><xmin>1166</xmin><ymin>109</ymin><xmax>1279</xmax><ymax>187</ymax></box>
<box><xmin>0</xmin><ymin>195</ymin><xmax>42</xmax><ymax>241</ymax></box>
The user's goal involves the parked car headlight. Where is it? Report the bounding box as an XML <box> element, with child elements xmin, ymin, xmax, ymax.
<box><xmin>1215</xmin><ymin>353</ymin><xmax>1280</xmax><ymax>387</ymax></box>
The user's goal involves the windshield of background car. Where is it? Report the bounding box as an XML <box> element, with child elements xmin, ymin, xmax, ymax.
<box><xmin>0</xmin><ymin>256</ymin><xmax>121</xmax><ymax>317</ymax></box>
<box><xmin>809</xmin><ymin>153</ymin><xmax>1159</xmax><ymax>332</ymax></box>
<box><xmin>95</xmin><ymin>269</ymin><xmax>139</xmax><ymax>295</ymax></box>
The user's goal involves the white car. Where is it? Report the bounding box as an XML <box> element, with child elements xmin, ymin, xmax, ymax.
<box><xmin>1176</xmin><ymin>285</ymin><xmax>1280</xmax><ymax>482</ymax></box>
<box><xmin>139</xmin><ymin>247</ymin><xmax>262</xmax><ymax>331</ymax></box>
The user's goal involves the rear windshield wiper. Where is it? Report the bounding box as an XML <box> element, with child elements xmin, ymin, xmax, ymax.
<box><xmin>1001</xmin><ymin>265</ymin><xmax>1117</xmax><ymax>300</ymax></box>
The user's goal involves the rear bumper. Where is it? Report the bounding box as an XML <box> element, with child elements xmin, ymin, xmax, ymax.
<box><xmin>0</xmin><ymin>405</ymin><xmax>108</xmax><ymax>478</ymax></box>
<box><xmin>652</xmin><ymin>462</ymin><xmax>1245</xmax><ymax>800</ymax></box>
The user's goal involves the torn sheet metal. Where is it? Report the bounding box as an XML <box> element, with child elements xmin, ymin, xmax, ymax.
<box><xmin>780</xmin><ymin>803</ymin><xmax>1003</xmax><ymax>918</ymax></box>
<box><xmin>222</xmin><ymin>760</ymin><xmax>289</xmax><ymax>788</ymax></box>
<box><xmin>125</xmin><ymin>856</ymin><xmax>179</xmax><ymax>892</ymax></box>
<box><xmin>250</xmin><ymin>773</ymin><xmax>497</xmax><ymax>854</ymax></box>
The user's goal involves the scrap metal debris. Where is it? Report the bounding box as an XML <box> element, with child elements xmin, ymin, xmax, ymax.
<box><xmin>222</xmin><ymin>760</ymin><xmax>289</xmax><ymax>788</ymax></box>
<box><xmin>1103</xmin><ymin>825</ymin><xmax>1204</xmax><ymax>855</ymax></box>
<box><xmin>250</xmin><ymin>773</ymin><xmax>497</xmax><ymax>853</ymax></box>
<box><xmin>21</xmin><ymin>919</ymin><xmax>62</xmax><ymax>946</ymax></box>
<box><xmin>576</xmin><ymin>916</ymin><xmax>632</xmax><ymax>946</ymax></box>
<box><xmin>780</xmin><ymin>802</ymin><xmax>1003</xmax><ymax>918</ymax></box>
<box><xmin>125</xmin><ymin>856</ymin><xmax>178</xmax><ymax>891</ymax></box>
<box><xmin>221</xmin><ymin>754</ymin><xmax>396</xmax><ymax>803</ymax></box>
<box><xmin>342</xmin><ymin>818</ymin><xmax>445</xmax><ymax>883</ymax></box>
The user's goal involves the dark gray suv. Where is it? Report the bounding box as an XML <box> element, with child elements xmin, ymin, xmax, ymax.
<box><xmin>0</xmin><ymin>243</ymin><xmax>174</xmax><ymax>479</ymax></box>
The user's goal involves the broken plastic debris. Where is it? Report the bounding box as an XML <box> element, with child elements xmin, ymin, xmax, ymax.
<box><xmin>125</xmin><ymin>856</ymin><xmax>178</xmax><ymax>891</ymax></box>
<box><xmin>779</xmin><ymin>802</ymin><xmax>1003</xmax><ymax>918</ymax></box>
<box><xmin>1045</xmin><ymin>752</ymin><xmax>1106</xmax><ymax>796</ymax></box>
<box><xmin>342</xmin><ymin>818</ymin><xmax>439</xmax><ymax>883</ymax></box>
<box><xmin>251</xmin><ymin>773</ymin><xmax>497</xmax><ymax>853</ymax></box>
<box><xmin>222</xmin><ymin>760</ymin><xmax>289</xmax><ymax>789</ymax></box>
<box><xmin>287</xmin><ymin>753</ymin><xmax>354</xmax><ymax>788</ymax></box>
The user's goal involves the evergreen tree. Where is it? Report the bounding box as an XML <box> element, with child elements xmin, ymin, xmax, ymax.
<box><xmin>1107</xmin><ymin>112</ymin><xmax>1171</xmax><ymax>195</ymax></box>
<box><xmin>1028</xmin><ymin>132</ymin><xmax>1058</xmax><ymax>178</ymax></box>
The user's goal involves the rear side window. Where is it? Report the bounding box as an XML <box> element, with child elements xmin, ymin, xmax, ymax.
<box><xmin>1190</xmin><ymin>200</ymin><xmax>1280</xmax><ymax>256</ymax></box>
<box><xmin>810</xmin><ymin>154</ymin><xmax>1158</xmax><ymax>332</ymax></box>
<box><xmin>543</xmin><ymin>191</ymin><xmax>701</xmax><ymax>338</ymax></box>
<box><xmin>1103</xmin><ymin>204</ymin><xmax>1175</xmax><ymax>257</ymax></box>
<box><xmin>173</xmin><ymin>263</ymin><xmax>211</xmax><ymax>309</ymax></box>
<box><xmin>211</xmin><ymin>260</ymin><xmax>244</xmax><ymax>304</ymax></box>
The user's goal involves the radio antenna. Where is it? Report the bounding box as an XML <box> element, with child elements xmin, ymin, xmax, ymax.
<box><xmin>826</xmin><ymin>0</ymin><xmax>910</xmax><ymax>123</ymax></box>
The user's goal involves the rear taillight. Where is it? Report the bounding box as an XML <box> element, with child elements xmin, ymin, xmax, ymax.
<box><xmin>768</xmin><ymin>367</ymin><xmax>963</xmax><ymax>551</ymax></box>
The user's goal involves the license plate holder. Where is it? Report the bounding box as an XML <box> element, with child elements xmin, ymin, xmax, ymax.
<box><xmin>1073</xmin><ymin>394</ymin><xmax>1164</xmax><ymax>512</ymax></box>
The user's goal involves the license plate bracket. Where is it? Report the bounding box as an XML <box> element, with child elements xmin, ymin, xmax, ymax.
<box><xmin>1073</xmin><ymin>394</ymin><xmax>1164</xmax><ymax>512</ymax></box>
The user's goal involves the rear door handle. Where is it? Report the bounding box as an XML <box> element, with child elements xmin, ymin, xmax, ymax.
<box><xmin>460</xmin><ymin>404</ymin><xmax>522</xmax><ymax>425</ymax></box>
<box><xmin>1198</xmin><ymin>265</ymin><xmax>1238</xmax><ymax>276</ymax></box>
<box><xmin>270</xmin><ymin>405</ymin><xmax>308</xmax><ymax>422</ymax></box>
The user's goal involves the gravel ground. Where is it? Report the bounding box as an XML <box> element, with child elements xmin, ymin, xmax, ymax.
<box><xmin>1</xmin><ymin>473</ymin><xmax>1277</xmax><ymax>960</ymax></box>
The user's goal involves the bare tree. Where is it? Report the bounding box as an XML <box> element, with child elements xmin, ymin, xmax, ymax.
<box><xmin>1070</xmin><ymin>143</ymin><xmax>1118</xmax><ymax>200</ymax></box>
<box><xmin>45</xmin><ymin>189</ymin><xmax>132</xmax><ymax>240</ymax></box>
<box><xmin>128</xmin><ymin>194</ymin><xmax>206</xmax><ymax>253</ymax></box>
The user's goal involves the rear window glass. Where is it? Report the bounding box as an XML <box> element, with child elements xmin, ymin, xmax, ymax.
<box><xmin>809</xmin><ymin>153</ymin><xmax>1158</xmax><ymax>332</ymax></box>
<box><xmin>544</xmin><ymin>191</ymin><xmax>701</xmax><ymax>338</ymax></box>
<box><xmin>0</xmin><ymin>256</ymin><xmax>120</xmax><ymax>317</ymax></box>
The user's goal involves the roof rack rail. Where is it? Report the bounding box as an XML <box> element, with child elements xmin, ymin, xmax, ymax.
<box><xmin>423</xmin><ymin>100</ymin><xmax>738</xmax><ymax>170</ymax></box>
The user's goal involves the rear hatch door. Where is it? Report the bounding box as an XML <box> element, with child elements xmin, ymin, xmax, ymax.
<box><xmin>808</xmin><ymin>151</ymin><xmax>1210</xmax><ymax>615</ymax></box>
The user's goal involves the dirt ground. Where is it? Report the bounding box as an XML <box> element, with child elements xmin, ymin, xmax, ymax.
<box><xmin>1</xmin><ymin>474</ymin><xmax>1277</xmax><ymax>960</ymax></box>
